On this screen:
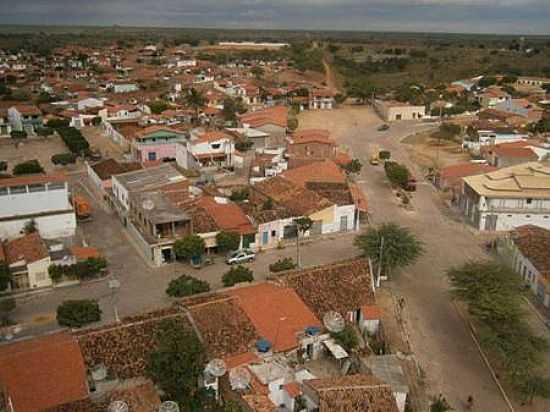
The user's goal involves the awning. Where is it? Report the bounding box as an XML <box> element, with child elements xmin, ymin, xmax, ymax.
<box><xmin>323</xmin><ymin>339</ymin><xmax>348</xmax><ymax>360</ymax></box>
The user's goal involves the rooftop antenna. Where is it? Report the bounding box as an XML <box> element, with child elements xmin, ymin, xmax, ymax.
<box><xmin>205</xmin><ymin>358</ymin><xmax>227</xmax><ymax>377</ymax></box>
<box><xmin>158</xmin><ymin>401</ymin><xmax>180</xmax><ymax>412</ymax></box>
<box><xmin>323</xmin><ymin>311</ymin><xmax>345</xmax><ymax>333</ymax></box>
<box><xmin>142</xmin><ymin>199</ymin><xmax>155</xmax><ymax>210</ymax></box>
<box><xmin>108</xmin><ymin>401</ymin><xmax>129</xmax><ymax>412</ymax></box>
<box><xmin>91</xmin><ymin>364</ymin><xmax>108</xmax><ymax>382</ymax></box>
<box><xmin>229</xmin><ymin>366</ymin><xmax>251</xmax><ymax>390</ymax></box>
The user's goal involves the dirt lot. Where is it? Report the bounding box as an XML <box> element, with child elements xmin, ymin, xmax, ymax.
<box><xmin>0</xmin><ymin>136</ymin><xmax>77</xmax><ymax>174</ymax></box>
<box><xmin>81</xmin><ymin>126</ymin><xmax>128</xmax><ymax>160</ymax></box>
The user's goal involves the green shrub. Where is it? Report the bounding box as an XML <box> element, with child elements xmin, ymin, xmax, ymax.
<box><xmin>51</xmin><ymin>153</ymin><xmax>77</xmax><ymax>165</ymax></box>
<box><xmin>13</xmin><ymin>160</ymin><xmax>44</xmax><ymax>175</ymax></box>
<box><xmin>384</xmin><ymin>161</ymin><xmax>410</xmax><ymax>188</ymax></box>
<box><xmin>269</xmin><ymin>257</ymin><xmax>297</xmax><ymax>273</ymax></box>
<box><xmin>216</xmin><ymin>231</ymin><xmax>241</xmax><ymax>253</ymax></box>
<box><xmin>166</xmin><ymin>275</ymin><xmax>210</xmax><ymax>298</ymax></box>
<box><xmin>56</xmin><ymin>299</ymin><xmax>101</xmax><ymax>328</ymax></box>
<box><xmin>331</xmin><ymin>324</ymin><xmax>359</xmax><ymax>352</ymax></box>
<box><xmin>174</xmin><ymin>235</ymin><xmax>205</xmax><ymax>261</ymax></box>
<box><xmin>57</xmin><ymin>127</ymin><xmax>90</xmax><ymax>154</ymax></box>
<box><xmin>379</xmin><ymin>150</ymin><xmax>391</xmax><ymax>160</ymax></box>
<box><xmin>10</xmin><ymin>130</ymin><xmax>27</xmax><ymax>139</ymax></box>
<box><xmin>48</xmin><ymin>257</ymin><xmax>107</xmax><ymax>283</ymax></box>
<box><xmin>36</xmin><ymin>127</ymin><xmax>53</xmax><ymax>137</ymax></box>
<box><xmin>222</xmin><ymin>265</ymin><xmax>253</xmax><ymax>287</ymax></box>
<box><xmin>46</xmin><ymin>118</ymin><xmax>70</xmax><ymax>129</ymax></box>
<box><xmin>229</xmin><ymin>188</ymin><xmax>249</xmax><ymax>202</ymax></box>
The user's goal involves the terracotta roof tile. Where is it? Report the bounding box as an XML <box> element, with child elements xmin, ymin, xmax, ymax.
<box><xmin>0</xmin><ymin>332</ymin><xmax>88</xmax><ymax>411</ymax></box>
<box><xmin>512</xmin><ymin>225</ymin><xmax>550</xmax><ymax>276</ymax></box>
<box><xmin>291</xmin><ymin>129</ymin><xmax>334</xmax><ymax>145</ymax></box>
<box><xmin>242</xmin><ymin>394</ymin><xmax>278</xmax><ymax>412</ymax></box>
<box><xmin>90</xmin><ymin>159</ymin><xmax>142</xmax><ymax>181</ymax></box>
<box><xmin>273</xmin><ymin>259</ymin><xmax>375</xmax><ymax>320</ymax></box>
<box><xmin>197</xmin><ymin>196</ymin><xmax>255</xmax><ymax>235</ymax></box>
<box><xmin>230</xmin><ymin>283</ymin><xmax>321</xmax><ymax>352</ymax></box>
<box><xmin>0</xmin><ymin>174</ymin><xmax>66</xmax><ymax>189</ymax></box>
<box><xmin>281</xmin><ymin>160</ymin><xmax>346</xmax><ymax>188</ymax></box>
<box><xmin>4</xmin><ymin>232</ymin><xmax>49</xmax><ymax>265</ymax></box>
<box><xmin>240</xmin><ymin>106</ymin><xmax>288</xmax><ymax>128</ymax></box>
<box><xmin>70</xmin><ymin>246</ymin><xmax>100</xmax><ymax>261</ymax></box>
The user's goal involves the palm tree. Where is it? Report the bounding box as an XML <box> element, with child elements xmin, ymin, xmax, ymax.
<box><xmin>185</xmin><ymin>88</ymin><xmax>206</xmax><ymax>123</ymax></box>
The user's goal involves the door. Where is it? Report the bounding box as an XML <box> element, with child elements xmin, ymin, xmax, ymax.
<box><xmin>340</xmin><ymin>215</ymin><xmax>348</xmax><ymax>232</ymax></box>
<box><xmin>262</xmin><ymin>231</ymin><xmax>269</xmax><ymax>245</ymax></box>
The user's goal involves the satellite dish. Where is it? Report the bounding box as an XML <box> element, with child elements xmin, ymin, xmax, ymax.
<box><xmin>323</xmin><ymin>311</ymin><xmax>345</xmax><ymax>333</ymax></box>
<box><xmin>108</xmin><ymin>401</ymin><xmax>129</xmax><ymax>412</ymax></box>
<box><xmin>159</xmin><ymin>401</ymin><xmax>180</xmax><ymax>412</ymax></box>
<box><xmin>205</xmin><ymin>358</ymin><xmax>227</xmax><ymax>377</ymax></box>
<box><xmin>229</xmin><ymin>366</ymin><xmax>251</xmax><ymax>390</ymax></box>
<box><xmin>142</xmin><ymin>199</ymin><xmax>155</xmax><ymax>210</ymax></box>
<box><xmin>91</xmin><ymin>364</ymin><xmax>107</xmax><ymax>381</ymax></box>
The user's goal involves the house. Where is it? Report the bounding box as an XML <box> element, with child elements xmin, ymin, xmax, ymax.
<box><xmin>239</xmin><ymin>106</ymin><xmax>288</xmax><ymax>147</ymax></box>
<box><xmin>286</xmin><ymin>129</ymin><xmax>336</xmax><ymax>168</ymax></box>
<box><xmin>176</xmin><ymin>130</ymin><xmax>235</xmax><ymax>169</ymax></box>
<box><xmin>460</xmin><ymin>162</ymin><xmax>550</xmax><ymax>231</ymax></box>
<box><xmin>309</xmin><ymin>88</ymin><xmax>335</xmax><ymax>110</ymax></box>
<box><xmin>0</xmin><ymin>175</ymin><xmax>76</xmax><ymax>240</ymax></box>
<box><xmin>130</xmin><ymin>125</ymin><xmax>188</xmax><ymax>162</ymax></box>
<box><xmin>226</xmin><ymin>126</ymin><xmax>270</xmax><ymax>150</ymax></box>
<box><xmin>0</xmin><ymin>332</ymin><xmax>89</xmax><ymax>411</ymax></box>
<box><xmin>112</xmin><ymin>82</ymin><xmax>139</xmax><ymax>93</ymax></box>
<box><xmin>509</xmin><ymin>225</ymin><xmax>550</xmax><ymax>307</ymax></box>
<box><xmin>86</xmin><ymin>158</ymin><xmax>142</xmax><ymax>196</ymax></box>
<box><xmin>1</xmin><ymin>232</ymin><xmax>51</xmax><ymax>290</ymax></box>
<box><xmin>484</xmin><ymin>142</ymin><xmax>539</xmax><ymax>168</ymax></box>
<box><xmin>478</xmin><ymin>87</ymin><xmax>511</xmax><ymax>109</ymax></box>
<box><xmin>7</xmin><ymin>104</ymin><xmax>43</xmax><ymax>134</ymax></box>
<box><xmin>301</xmin><ymin>374</ymin><xmax>399</xmax><ymax>412</ymax></box>
<box><xmin>463</xmin><ymin>125</ymin><xmax>528</xmax><ymax>152</ymax></box>
<box><xmin>99</xmin><ymin>104</ymin><xmax>142</xmax><ymax>122</ymax></box>
<box><xmin>436</xmin><ymin>162</ymin><xmax>497</xmax><ymax>193</ymax></box>
<box><xmin>374</xmin><ymin>100</ymin><xmax>425</xmax><ymax>122</ymax></box>
<box><xmin>515</xmin><ymin>76</ymin><xmax>550</xmax><ymax>93</ymax></box>
<box><xmin>361</xmin><ymin>355</ymin><xmax>410</xmax><ymax>412</ymax></box>
<box><xmin>0</xmin><ymin>109</ymin><xmax>11</xmax><ymax>136</ymax></box>
<box><xmin>273</xmin><ymin>259</ymin><xmax>377</xmax><ymax>330</ymax></box>
<box><xmin>229</xmin><ymin>282</ymin><xmax>322</xmax><ymax>353</ymax></box>
<box><xmin>77</xmin><ymin>97</ymin><xmax>104</xmax><ymax>111</ymax></box>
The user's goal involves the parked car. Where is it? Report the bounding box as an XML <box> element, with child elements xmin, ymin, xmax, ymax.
<box><xmin>377</xmin><ymin>124</ymin><xmax>390</xmax><ymax>131</ymax></box>
<box><xmin>226</xmin><ymin>249</ymin><xmax>256</xmax><ymax>265</ymax></box>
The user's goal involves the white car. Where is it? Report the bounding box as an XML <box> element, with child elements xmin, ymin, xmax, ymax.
<box><xmin>226</xmin><ymin>249</ymin><xmax>256</xmax><ymax>265</ymax></box>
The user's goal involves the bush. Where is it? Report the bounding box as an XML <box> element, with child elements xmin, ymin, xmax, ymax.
<box><xmin>288</xmin><ymin>117</ymin><xmax>299</xmax><ymax>131</ymax></box>
<box><xmin>216</xmin><ymin>231</ymin><xmax>241</xmax><ymax>253</ymax></box>
<box><xmin>57</xmin><ymin>127</ymin><xmax>90</xmax><ymax>154</ymax></box>
<box><xmin>48</xmin><ymin>257</ymin><xmax>107</xmax><ymax>283</ymax></box>
<box><xmin>56</xmin><ymin>299</ymin><xmax>101</xmax><ymax>328</ymax></box>
<box><xmin>13</xmin><ymin>160</ymin><xmax>44</xmax><ymax>175</ymax></box>
<box><xmin>379</xmin><ymin>150</ymin><xmax>391</xmax><ymax>160</ymax></box>
<box><xmin>166</xmin><ymin>275</ymin><xmax>210</xmax><ymax>298</ymax></box>
<box><xmin>36</xmin><ymin>127</ymin><xmax>53</xmax><ymax>137</ymax></box>
<box><xmin>384</xmin><ymin>161</ymin><xmax>410</xmax><ymax>188</ymax></box>
<box><xmin>10</xmin><ymin>130</ymin><xmax>27</xmax><ymax>139</ymax></box>
<box><xmin>174</xmin><ymin>234</ymin><xmax>205</xmax><ymax>261</ymax></box>
<box><xmin>331</xmin><ymin>324</ymin><xmax>359</xmax><ymax>352</ymax></box>
<box><xmin>222</xmin><ymin>265</ymin><xmax>254</xmax><ymax>287</ymax></box>
<box><xmin>51</xmin><ymin>153</ymin><xmax>77</xmax><ymax>165</ymax></box>
<box><xmin>269</xmin><ymin>257</ymin><xmax>297</xmax><ymax>273</ymax></box>
<box><xmin>149</xmin><ymin>100</ymin><xmax>169</xmax><ymax>115</ymax></box>
<box><xmin>46</xmin><ymin>118</ymin><xmax>70</xmax><ymax>129</ymax></box>
<box><xmin>229</xmin><ymin>188</ymin><xmax>249</xmax><ymax>202</ymax></box>
<box><xmin>235</xmin><ymin>140</ymin><xmax>253</xmax><ymax>152</ymax></box>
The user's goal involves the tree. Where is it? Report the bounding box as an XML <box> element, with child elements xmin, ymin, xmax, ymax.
<box><xmin>174</xmin><ymin>234</ymin><xmax>205</xmax><ymax>262</ymax></box>
<box><xmin>149</xmin><ymin>100</ymin><xmax>169</xmax><ymax>115</ymax></box>
<box><xmin>354</xmin><ymin>223</ymin><xmax>424</xmax><ymax>278</ymax></box>
<box><xmin>13</xmin><ymin>160</ymin><xmax>44</xmax><ymax>175</ymax></box>
<box><xmin>343</xmin><ymin>159</ymin><xmax>362</xmax><ymax>175</ymax></box>
<box><xmin>222</xmin><ymin>265</ymin><xmax>254</xmax><ymax>287</ymax></box>
<box><xmin>0</xmin><ymin>297</ymin><xmax>16</xmax><ymax>326</ymax></box>
<box><xmin>0</xmin><ymin>263</ymin><xmax>12</xmax><ymax>292</ymax></box>
<box><xmin>251</xmin><ymin>66</ymin><xmax>265</xmax><ymax>79</ymax></box>
<box><xmin>384</xmin><ymin>161</ymin><xmax>410</xmax><ymax>188</ymax></box>
<box><xmin>166</xmin><ymin>275</ymin><xmax>210</xmax><ymax>298</ymax></box>
<box><xmin>331</xmin><ymin>324</ymin><xmax>359</xmax><ymax>352</ymax></box>
<box><xmin>185</xmin><ymin>88</ymin><xmax>206</xmax><ymax>122</ymax></box>
<box><xmin>434</xmin><ymin>123</ymin><xmax>462</xmax><ymax>142</ymax></box>
<box><xmin>288</xmin><ymin>117</ymin><xmax>299</xmax><ymax>131</ymax></box>
<box><xmin>146</xmin><ymin>319</ymin><xmax>206</xmax><ymax>407</ymax></box>
<box><xmin>222</xmin><ymin>97</ymin><xmax>246</xmax><ymax>123</ymax></box>
<box><xmin>23</xmin><ymin>219</ymin><xmax>37</xmax><ymax>234</ymax></box>
<box><xmin>216</xmin><ymin>231</ymin><xmax>241</xmax><ymax>253</ymax></box>
<box><xmin>56</xmin><ymin>299</ymin><xmax>101</xmax><ymax>328</ymax></box>
<box><xmin>478</xmin><ymin>76</ymin><xmax>497</xmax><ymax>88</ymax></box>
<box><xmin>430</xmin><ymin>395</ymin><xmax>452</xmax><ymax>412</ymax></box>
<box><xmin>294</xmin><ymin>217</ymin><xmax>313</xmax><ymax>268</ymax></box>
<box><xmin>346</xmin><ymin>78</ymin><xmax>375</xmax><ymax>104</ymax></box>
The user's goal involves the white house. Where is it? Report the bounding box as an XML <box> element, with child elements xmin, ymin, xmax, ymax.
<box><xmin>176</xmin><ymin>130</ymin><xmax>235</xmax><ymax>169</ymax></box>
<box><xmin>0</xmin><ymin>175</ymin><xmax>76</xmax><ymax>240</ymax></box>
<box><xmin>461</xmin><ymin>162</ymin><xmax>550</xmax><ymax>231</ymax></box>
<box><xmin>77</xmin><ymin>97</ymin><xmax>104</xmax><ymax>111</ymax></box>
<box><xmin>112</xmin><ymin>83</ymin><xmax>139</xmax><ymax>94</ymax></box>
<box><xmin>374</xmin><ymin>100</ymin><xmax>426</xmax><ymax>122</ymax></box>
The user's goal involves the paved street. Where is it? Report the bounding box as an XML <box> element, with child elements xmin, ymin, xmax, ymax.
<box><xmin>299</xmin><ymin>106</ymin><xmax>508</xmax><ymax>411</ymax></box>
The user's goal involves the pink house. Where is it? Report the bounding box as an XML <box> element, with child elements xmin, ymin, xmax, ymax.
<box><xmin>130</xmin><ymin>126</ymin><xmax>189</xmax><ymax>162</ymax></box>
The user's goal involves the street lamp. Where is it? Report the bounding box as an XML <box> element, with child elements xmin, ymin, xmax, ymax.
<box><xmin>108</xmin><ymin>278</ymin><xmax>121</xmax><ymax>323</ymax></box>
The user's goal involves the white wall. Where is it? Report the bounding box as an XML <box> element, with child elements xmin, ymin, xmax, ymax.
<box><xmin>0</xmin><ymin>184</ymin><xmax>71</xmax><ymax>218</ymax></box>
<box><xmin>0</xmin><ymin>212</ymin><xmax>76</xmax><ymax>240</ymax></box>
<box><xmin>321</xmin><ymin>205</ymin><xmax>356</xmax><ymax>234</ymax></box>
<box><xmin>111</xmin><ymin>176</ymin><xmax>130</xmax><ymax>212</ymax></box>
<box><xmin>28</xmin><ymin>257</ymin><xmax>52</xmax><ymax>288</ymax></box>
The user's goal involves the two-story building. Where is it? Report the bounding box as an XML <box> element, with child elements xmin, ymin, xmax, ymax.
<box><xmin>460</xmin><ymin>162</ymin><xmax>550</xmax><ymax>231</ymax></box>
<box><xmin>131</xmin><ymin>126</ymin><xmax>188</xmax><ymax>162</ymax></box>
<box><xmin>286</xmin><ymin>129</ymin><xmax>336</xmax><ymax>168</ymax></box>
<box><xmin>309</xmin><ymin>88</ymin><xmax>335</xmax><ymax>110</ymax></box>
<box><xmin>0</xmin><ymin>175</ymin><xmax>76</xmax><ymax>239</ymax></box>
<box><xmin>7</xmin><ymin>104</ymin><xmax>43</xmax><ymax>135</ymax></box>
<box><xmin>175</xmin><ymin>130</ymin><xmax>235</xmax><ymax>169</ymax></box>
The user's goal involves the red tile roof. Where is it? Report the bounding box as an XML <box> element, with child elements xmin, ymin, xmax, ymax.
<box><xmin>291</xmin><ymin>129</ymin><xmax>334</xmax><ymax>145</ymax></box>
<box><xmin>71</xmin><ymin>246</ymin><xmax>100</xmax><ymax>261</ymax></box>
<box><xmin>195</xmin><ymin>130</ymin><xmax>233</xmax><ymax>144</ymax></box>
<box><xmin>512</xmin><ymin>225</ymin><xmax>550</xmax><ymax>276</ymax></box>
<box><xmin>90</xmin><ymin>159</ymin><xmax>142</xmax><ymax>181</ymax></box>
<box><xmin>12</xmin><ymin>104</ymin><xmax>42</xmax><ymax>116</ymax></box>
<box><xmin>4</xmin><ymin>232</ymin><xmax>49</xmax><ymax>265</ymax></box>
<box><xmin>284</xmin><ymin>382</ymin><xmax>302</xmax><ymax>398</ymax></box>
<box><xmin>240</xmin><ymin>106</ymin><xmax>288</xmax><ymax>128</ymax></box>
<box><xmin>492</xmin><ymin>146</ymin><xmax>538</xmax><ymax>159</ymax></box>
<box><xmin>0</xmin><ymin>174</ymin><xmax>66</xmax><ymax>189</ymax></box>
<box><xmin>0</xmin><ymin>332</ymin><xmax>88</xmax><ymax>411</ymax></box>
<box><xmin>197</xmin><ymin>196</ymin><xmax>255</xmax><ymax>235</ymax></box>
<box><xmin>230</xmin><ymin>283</ymin><xmax>321</xmax><ymax>352</ymax></box>
<box><xmin>282</xmin><ymin>160</ymin><xmax>346</xmax><ymax>188</ymax></box>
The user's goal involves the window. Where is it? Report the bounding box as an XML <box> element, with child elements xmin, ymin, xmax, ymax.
<box><xmin>10</xmin><ymin>185</ymin><xmax>27</xmax><ymax>194</ymax></box>
<box><xmin>526</xmin><ymin>198</ymin><xmax>533</xmax><ymax>205</ymax></box>
<box><xmin>28</xmin><ymin>184</ymin><xmax>46</xmax><ymax>193</ymax></box>
<box><xmin>271</xmin><ymin>230</ymin><xmax>277</xmax><ymax>237</ymax></box>
<box><xmin>148</xmin><ymin>152</ymin><xmax>157</xmax><ymax>161</ymax></box>
<box><xmin>211</xmin><ymin>143</ymin><xmax>221</xmax><ymax>150</ymax></box>
<box><xmin>0</xmin><ymin>187</ymin><xmax>7</xmax><ymax>196</ymax></box>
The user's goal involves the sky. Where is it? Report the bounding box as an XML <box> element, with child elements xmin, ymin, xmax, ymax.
<box><xmin>0</xmin><ymin>0</ymin><xmax>549</xmax><ymax>35</ymax></box>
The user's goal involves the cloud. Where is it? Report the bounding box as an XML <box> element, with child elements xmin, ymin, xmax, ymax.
<box><xmin>0</xmin><ymin>0</ymin><xmax>549</xmax><ymax>34</ymax></box>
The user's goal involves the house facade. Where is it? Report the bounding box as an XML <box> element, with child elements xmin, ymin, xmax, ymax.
<box><xmin>0</xmin><ymin>175</ymin><xmax>76</xmax><ymax>240</ymax></box>
<box><xmin>374</xmin><ymin>100</ymin><xmax>425</xmax><ymax>122</ymax></box>
<box><xmin>7</xmin><ymin>105</ymin><xmax>43</xmax><ymax>134</ymax></box>
<box><xmin>175</xmin><ymin>130</ymin><xmax>235</xmax><ymax>169</ymax></box>
<box><xmin>131</xmin><ymin>126</ymin><xmax>188</xmax><ymax>162</ymax></box>
<box><xmin>460</xmin><ymin>162</ymin><xmax>550</xmax><ymax>231</ymax></box>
